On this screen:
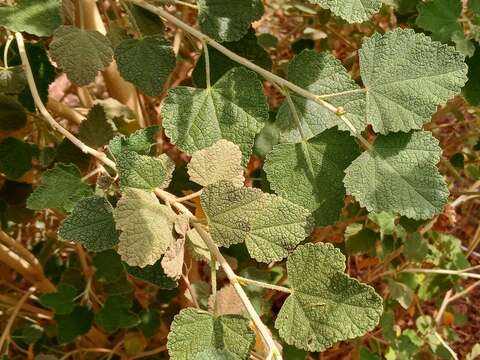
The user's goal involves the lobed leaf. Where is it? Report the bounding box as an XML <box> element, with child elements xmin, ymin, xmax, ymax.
<box><xmin>114</xmin><ymin>188</ymin><xmax>176</xmax><ymax>267</ymax></box>
<box><xmin>39</xmin><ymin>284</ymin><xmax>77</xmax><ymax>315</ymax></box>
<box><xmin>0</xmin><ymin>0</ymin><xmax>61</xmax><ymax>37</ymax></box>
<box><xmin>117</xmin><ymin>151</ymin><xmax>175</xmax><ymax>190</ymax></box>
<box><xmin>197</xmin><ymin>0</ymin><xmax>264</xmax><ymax>42</ymax></box>
<box><xmin>167</xmin><ymin>308</ymin><xmax>255</xmax><ymax>360</ymax></box>
<box><xmin>307</xmin><ymin>0</ymin><xmax>381</xmax><ymax>23</ymax></box>
<box><xmin>188</xmin><ymin>140</ymin><xmax>245</xmax><ymax>187</ymax></box>
<box><xmin>115</xmin><ymin>36</ymin><xmax>176</xmax><ymax>96</ymax></box>
<box><xmin>49</xmin><ymin>25</ymin><xmax>114</xmax><ymax>86</ymax></box>
<box><xmin>416</xmin><ymin>0</ymin><xmax>462</xmax><ymax>43</ymax></box>
<box><xmin>59</xmin><ymin>196</ymin><xmax>119</xmax><ymax>252</ymax></box>
<box><xmin>95</xmin><ymin>295</ymin><xmax>139</xmax><ymax>333</ymax></box>
<box><xmin>275</xmin><ymin>243</ymin><xmax>383</xmax><ymax>352</ymax></box>
<box><xmin>277</xmin><ymin>50</ymin><xmax>366</xmax><ymax>141</ymax></box>
<box><xmin>78</xmin><ymin>105</ymin><xmax>115</xmax><ymax>149</ymax></box>
<box><xmin>264</xmin><ymin>128</ymin><xmax>360</xmax><ymax>226</ymax></box>
<box><xmin>27</xmin><ymin>163</ymin><xmax>93</xmax><ymax>212</ymax></box>
<box><xmin>162</xmin><ymin>67</ymin><xmax>268</xmax><ymax>164</ymax></box>
<box><xmin>201</xmin><ymin>181</ymin><xmax>313</xmax><ymax>263</ymax></box>
<box><xmin>359</xmin><ymin>28</ymin><xmax>468</xmax><ymax>133</ymax></box>
<box><xmin>343</xmin><ymin>130</ymin><xmax>449</xmax><ymax>219</ymax></box>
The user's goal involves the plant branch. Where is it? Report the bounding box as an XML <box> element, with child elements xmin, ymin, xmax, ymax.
<box><xmin>127</xmin><ymin>0</ymin><xmax>370</xmax><ymax>146</ymax></box>
<box><xmin>17</xmin><ymin>30</ymin><xmax>281</xmax><ymax>358</ymax></box>
<box><xmin>202</xmin><ymin>39</ymin><xmax>211</xmax><ymax>89</ymax></box>
<box><xmin>235</xmin><ymin>276</ymin><xmax>292</xmax><ymax>294</ymax></box>
<box><xmin>15</xmin><ymin>32</ymin><xmax>117</xmax><ymax>170</ymax></box>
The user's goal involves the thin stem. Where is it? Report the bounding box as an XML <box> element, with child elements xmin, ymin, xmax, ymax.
<box><xmin>401</xmin><ymin>268</ymin><xmax>480</xmax><ymax>280</ymax></box>
<box><xmin>0</xmin><ymin>288</ymin><xmax>35</xmax><ymax>354</ymax></box>
<box><xmin>210</xmin><ymin>259</ymin><xmax>217</xmax><ymax>310</ymax></box>
<box><xmin>235</xmin><ymin>276</ymin><xmax>292</xmax><ymax>294</ymax></box>
<box><xmin>175</xmin><ymin>0</ymin><xmax>197</xmax><ymax>9</ymax></box>
<box><xmin>181</xmin><ymin>274</ymin><xmax>200</xmax><ymax>308</ymax></box>
<box><xmin>176</xmin><ymin>189</ymin><xmax>203</xmax><ymax>202</ymax></box>
<box><xmin>3</xmin><ymin>34</ymin><xmax>13</xmax><ymax>68</ymax></box>
<box><xmin>127</xmin><ymin>0</ymin><xmax>371</xmax><ymax>148</ymax></box>
<box><xmin>317</xmin><ymin>88</ymin><xmax>366</xmax><ymax>99</ymax></box>
<box><xmin>202</xmin><ymin>39</ymin><xmax>211</xmax><ymax>88</ymax></box>
<box><xmin>15</xmin><ymin>33</ymin><xmax>117</xmax><ymax>170</ymax></box>
<box><xmin>434</xmin><ymin>331</ymin><xmax>458</xmax><ymax>360</ymax></box>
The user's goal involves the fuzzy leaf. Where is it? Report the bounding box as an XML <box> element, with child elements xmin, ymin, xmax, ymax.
<box><xmin>115</xmin><ymin>36</ymin><xmax>176</xmax><ymax>96</ymax></box>
<box><xmin>188</xmin><ymin>140</ymin><xmax>245</xmax><ymax>187</ymax></box>
<box><xmin>186</xmin><ymin>228</ymin><xmax>212</xmax><ymax>263</ymax></box>
<box><xmin>194</xmin><ymin>350</ymin><xmax>237</xmax><ymax>360</ymax></box>
<box><xmin>0</xmin><ymin>0</ymin><xmax>61</xmax><ymax>37</ymax></box>
<box><xmin>343</xmin><ymin>131</ymin><xmax>449</xmax><ymax>219</ymax></box>
<box><xmin>78</xmin><ymin>105</ymin><xmax>114</xmax><ymax>148</ymax></box>
<box><xmin>128</xmin><ymin>4</ymin><xmax>164</xmax><ymax>36</ymax></box>
<box><xmin>201</xmin><ymin>181</ymin><xmax>313</xmax><ymax>263</ymax></box>
<box><xmin>39</xmin><ymin>284</ymin><xmax>76</xmax><ymax>315</ymax></box>
<box><xmin>307</xmin><ymin>0</ymin><xmax>381</xmax><ymax>23</ymax></box>
<box><xmin>359</xmin><ymin>28</ymin><xmax>467</xmax><ymax>133</ymax></box>
<box><xmin>161</xmin><ymin>238</ymin><xmax>185</xmax><ymax>280</ymax></box>
<box><xmin>59</xmin><ymin>196</ymin><xmax>119</xmax><ymax>252</ymax></box>
<box><xmin>108</xmin><ymin>126</ymin><xmax>159</xmax><ymax>158</ymax></box>
<box><xmin>275</xmin><ymin>243</ymin><xmax>383</xmax><ymax>352</ymax></box>
<box><xmin>27</xmin><ymin>163</ymin><xmax>93</xmax><ymax>212</ymax></box>
<box><xmin>49</xmin><ymin>25</ymin><xmax>113</xmax><ymax>86</ymax></box>
<box><xmin>197</xmin><ymin>0</ymin><xmax>264</xmax><ymax>42</ymax></box>
<box><xmin>264</xmin><ymin>128</ymin><xmax>360</xmax><ymax>226</ymax></box>
<box><xmin>416</xmin><ymin>0</ymin><xmax>462</xmax><ymax>43</ymax></box>
<box><xmin>162</xmin><ymin>69</ymin><xmax>267</xmax><ymax>165</ymax></box>
<box><xmin>95</xmin><ymin>296</ymin><xmax>139</xmax><ymax>333</ymax></box>
<box><xmin>114</xmin><ymin>188</ymin><xmax>176</xmax><ymax>267</ymax></box>
<box><xmin>167</xmin><ymin>308</ymin><xmax>255</xmax><ymax>360</ymax></box>
<box><xmin>277</xmin><ymin>51</ymin><xmax>366</xmax><ymax>141</ymax></box>
<box><xmin>117</xmin><ymin>151</ymin><xmax>175</xmax><ymax>190</ymax></box>
<box><xmin>93</xmin><ymin>250</ymin><xmax>125</xmax><ymax>283</ymax></box>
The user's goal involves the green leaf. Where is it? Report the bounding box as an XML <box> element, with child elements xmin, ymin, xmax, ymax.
<box><xmin>188</xmin><ymin>140</ymin><xmax>245</xmax><ymax>187</ymax></box>
<box><xmin>108</xmin><ymin>126</ymin><xmax>159</xmax><ymax>158</ymax></box>
<box><xmin>93</xmin><ymin>250</ymin><xmax>125</xmax><ymax>283</ymax></box>
<box><xmin>264</xmin><ymin>128</ymin><xmax>360</xmax><ymax>226</ymax></box>
<box><xmin>192</xmin><ymin>28</ymin><xmax>272</xmax><ymax>88</ymax></box>
<box><xmin>78</xmin><ymin>105</ymin><xmax>115</xmax><ymax>148</ymax></box>
<box><xmin>345</xmin><ymin>227</ymin><xmax>378</xmax><ymax>255</ymax></box>
<box><xmin>388</xmin><ymin>279</ymin><xmax>414</xmax><ymax>309</ymax></box>
<box><xmin>115</xmin><ymin>36</ymin><xmax>176</xmax><ymax>96</ymax></box>
<box><xmin>276</xmin><ymin>50</ymin><xmax>366</xmax><ymax>141</ymax></box>
<box><xmin>95</xmin><ymin>295</ymin><xmax>139</xmax><ymax>333</ymax></box>
<box><xmin>186</xmin><ymin>228</ymin><xmax>212</xmax><ymax>263</ymax></box>
<box><xmin>0</xmin><ymin>138</ymin><xmax>32</xmax><ymax>179</ymax></box>
<box><xmin>194</xmin><ymin>350</ymin><xmax>237</xmax><ymax>360</ymax></box>
<box><xmin>21</xmin><ymin>324</ymin><xmax>44</xmax><ymax>344</ymax></box>
<box><xmin>359</xmin><ymin>28</ymin><xmax>467</xmax><ymax>133</ymax></box>
<box><xmin>117</xmin><ymin>151</ymin><xmax>175</xmax><ymax>190</ymax></box>
<box><xmin>0</xmin><ymin>66</ymin><xmax>26</xmax><ymax>94</ymax></box>
<box><xmin>343</xmin><ymin>131</ymin><xmax>449</xmax><ymax>219</ymax></box>
<box><xmin>127</xmin><ymin>4</ymin><xmax>164</xmax><ymax>36</ymax></box>
<box><xmin>167</xmin><ymin>308</ymin><xmax>255</xmax><ymax>360</ymax></box>
<box><xmin>55</xmin><ymin>306</ymin><xmax>93</xmax><ymax>344</ymax></box>
<box><xmin>49</xmin><ymin>25</ymin><xmax>114</xmax><ymax>86</ymax></box>
<box><xmin>201</xmin><ymin>181</ymin><xmax>313</xmax><ymax>263</ymax></box>
<box><xmin>27</xmin><ymin>163</ymin><xmax>93</xmax><ymax>212</ymax></box>
<box><xmin>139</xmin><ymin>309</ymin><xmax>161</xmax><ymax>337</ymax></box>
<box><xmin>0</xmin><ymin>0</ymin><xmax>61</xmax><ymax>37</ymax></box>
<box><xmin>275</xmin><ymin>243</ymin><xmax>383</xmax><ymax>352</ymax></box>
<box><xmin>0</xmin><ymin>95</ymin><xmax>27</xmax><ymax>131</ymax></box>
<box><xmin>307</xmin><ymin>0</ymin><xmax>381</xmax><ymax>23</ymax></box>
<box><xmin>416</xmin><ymin>0</ymin><xmax>462</xmax><ymax>43</ymax></box>
<box><xmin>39</xmin><ymin>284</ymin><xmax>76</xmax><ymax>315</ymax></box>
<box><xmin>463</xmin><ymin>45</ymin><xmax>480</xmax><ymax>105</ymax></box>
<box><xmin>59</xmin><ymin>196</ymin><xmax>119</xmax><ymax>252</ymax></box>
<box><xmin>125</xmin><ymin>258</ymin><xmax>178</xmax><ymax>289</ymax></box>
<box><xmin>162</xmin><ymin>67</ymin><xmax>268</xmax><ymax>164</ymax></box>
<box><xmin>114</xmin><ymin>188</ymin><xmax>176</xmax><ymax>267</ymax></box>
<box><xmin>197</xmin><ymin>0</ymin><xmax>264</xmax><ymax>42</ymax></box>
